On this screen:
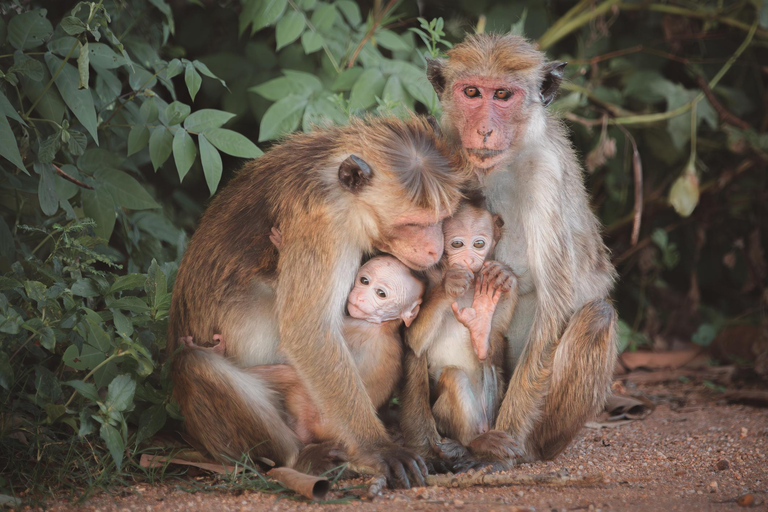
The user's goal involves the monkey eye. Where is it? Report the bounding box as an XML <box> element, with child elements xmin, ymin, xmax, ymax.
<box><xmin>360</xmin><ymin>276</ymin><xmax>370</xmax><ymax>285</ymax></box>
<box><xmin>494</xmin><ymin>89</ymin><xmax>513</xmax><ymax>100</ymax></box>
<box><xmin>473</xmin><ymin>239</ymin><xmax>486</xmax><ymax>249</ymax></box>
<box><xmin>376</xmin><ymin>289</ymin><xmax>387</xmax><ymax>298</ymax></box>
<box><xmin>464</xmin><ymin>87</ymin><xmax>480</xmax><ymax>98</ymax></box>
<box><xmin>450</xmin><ymin>240</ymin><xmax>464</xmax><ymax>249</ymax></box>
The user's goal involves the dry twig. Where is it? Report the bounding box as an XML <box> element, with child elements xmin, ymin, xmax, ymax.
<box><xmin>424</xmin><ymin>471</ymin><xmax>603</xmax><ymax>489</ymax></box>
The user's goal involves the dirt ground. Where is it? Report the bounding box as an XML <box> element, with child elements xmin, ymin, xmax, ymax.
<box><xmin>38</xmin><ymin>381</ymin><xmax>768</xmax><ymax>512</ymax></box>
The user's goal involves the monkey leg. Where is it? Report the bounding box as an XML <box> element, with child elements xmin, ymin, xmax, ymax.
<box><xmin>527</xmin><ymin>298</ymin><xmax>617</xmax><ymax>461</ymax></box>
<box><xmin>432</xmin><ymin>366</ymin><xmax>487</xmax><ymax>447</ymax></box>
<box><xmin>171</xmin><ymin>348</ymin><xmax>302</xmax><ymax>467</ymax></box>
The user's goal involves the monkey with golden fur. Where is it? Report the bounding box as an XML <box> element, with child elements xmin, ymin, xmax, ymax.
<box><xmin>402</xmin><ymin>194</ymin><xmax>521</xmax><ymax>464</ymax></box>
<box><xmin>406</xmin><ymin>33</ymin><xmax>618</xmax><ymax>466</ymax></box>
<box><xmin>169</xmin><ymin>116</ymin><xmax>464</xmax><ymax>487</ymax></box>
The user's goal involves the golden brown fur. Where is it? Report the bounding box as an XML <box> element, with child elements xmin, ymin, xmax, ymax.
<box><xmin>169</xmin><ymin>116</ymin><xmax>463</xmax><ymax>485</ymax></box>
<box><xmin>419</xmin><ymin>34</ymin><xmax>618</xmax><ymax>465</ymax></box>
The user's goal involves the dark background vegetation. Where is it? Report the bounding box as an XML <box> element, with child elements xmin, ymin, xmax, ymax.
<box><xmin>0</xmin><ymin>0</ymin><xmax>765</xmax><ymax>501</ymax></box>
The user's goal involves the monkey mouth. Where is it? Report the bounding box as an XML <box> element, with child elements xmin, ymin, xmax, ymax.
<box><xmin>466</xmin><ymin>148</ymin><xmax>503</xmax><ymax>161</ymax></box>
<box><xmin>346</xmin><ymin>302</ymin><xmax>368</xmax><ymax>319</ymax></box>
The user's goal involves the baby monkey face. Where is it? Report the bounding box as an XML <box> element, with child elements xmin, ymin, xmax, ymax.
<box><xmin>443</xmin><ymin>207</ymin><xmax>495</xmax><ymax>273</ymax></box>
<box><xmin>347</xmin><ymin>255</ymin><xmax>424</xmax><ymax>326</ymax></box>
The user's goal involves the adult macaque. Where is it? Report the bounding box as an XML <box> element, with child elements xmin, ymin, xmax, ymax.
<box><xmin>402</xmin><ymin>198</ymin><xmax>519</xmax><ymax>461</ymax></box>
<box><xmin>422</xmin><ymin>34</ymin><xmax>618</xmax><ymax>463</ymax></box>
<box><xmin>168</xmin><ymin>116</ymin><xmax>463</xmax><ymax>488</ymax></box>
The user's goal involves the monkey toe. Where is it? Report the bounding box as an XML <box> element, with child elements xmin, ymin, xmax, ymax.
<box><xmin>469</xmin><ymin>430</ymin><xmax>523</xmax><ymax>460</ymax></box>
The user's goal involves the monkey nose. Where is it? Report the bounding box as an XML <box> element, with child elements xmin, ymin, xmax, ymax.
<box><xmin>477</xmin><ymin>128</ymin><xmax>493</xmax><ymax>137</ymax></box>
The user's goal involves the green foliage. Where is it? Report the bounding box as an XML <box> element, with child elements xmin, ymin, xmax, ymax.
<box><xmin>1</xmin><ymin>0</ymin><xmax>765</xmax><ymax>499</ymax></box>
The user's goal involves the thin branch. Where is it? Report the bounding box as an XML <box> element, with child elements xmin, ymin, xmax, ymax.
<box><xmin>615</xmin><ymin>123</ymin><xmax>643</xmax><ymax>246</ymax></box>
<box><xmin>538</xmin><ymin>0</ymin><xmax>621</xmax><ymax>50</ymax></box>
<box><xmin>53</xmin><ymin>164</ymin><xmax>94</xmax><ymax>190</ymax></box>
<box><xmin>424</xmin><ymin>471</ymin><xmax>604</xmax><ymax>489</ymax></box>
<box><xmin>694</xmin><ymin>75</ymin><xmax>752</xmax><ymax>130</ymax></box>
<box><xmin>345</xmin><ymin>0</ymin><xmax>399</xmax><ymax>69</ymax></box>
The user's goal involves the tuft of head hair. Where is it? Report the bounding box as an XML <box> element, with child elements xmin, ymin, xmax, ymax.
<box><xmin>355</xmin><ymin>115</ymin><xmax>465</xmax><ymax>217</ymax></box>
<box><xmin>443</xmin><ymin>33</ymin><xmax>545</xmax><ymax>81</ymax></box>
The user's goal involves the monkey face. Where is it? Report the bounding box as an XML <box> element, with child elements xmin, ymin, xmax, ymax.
<box><xmin>449</xmin><ymin>76</ymin><xmax>529</xmax><ymax>170</ymax></box>
<box><xmin>443</xmin><ymin>207</ymin><xmax>495</xmax><ymax>272</ymax></box>
<box><xmin>347</xmin><ymin>256</ymin><xmax>424</xmax><ymax>326</ymax></box>
<box><xmin>374</xmin><ymin>209</ymin><xmax>451</xmax><ymax>271</ymax></box>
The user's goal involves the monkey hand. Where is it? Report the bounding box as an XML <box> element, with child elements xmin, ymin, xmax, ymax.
<box><xmin>350</xmin><ymin>441</ymin><xmax>429</xmax><ymax>489</ymax></box>
<box><xmin>481</xmin><ymin>261</ymin><xmax>518</xmax><ymax>294</ymax></box>
<box><xmin>452</xmin><ymin>273</ymin><xmax>501</xmax><ymax>361</ymax></box>
<box><xmin>443</xmin><ymin>266</ymin><xmax>474</xmax><ymax>298</ymax></box>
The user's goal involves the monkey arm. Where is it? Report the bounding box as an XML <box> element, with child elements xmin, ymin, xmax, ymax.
<box><xmin>405</xmin><ymin>283</ymin><xmax>453</xmax><ymax>356</ymax></box>
<box><xmin>400</xmin><ymin>348</ymin><xmax>441</xmax><ymax>458</ymax></box>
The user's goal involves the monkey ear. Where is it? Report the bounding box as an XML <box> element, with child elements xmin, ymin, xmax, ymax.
<box><xmin>426</xmin><ymin>115</ymin><xmax>441</xmax><ymax>136</ymax></box>
<box><xmin>426</xmin><ymin>58</ymin><xmax>447</xmax><ymax>96</ymax></box>
<box><xmin>493</xmin><ymin>214</ymin><xmax>505</xmax><ymax>243</ymax></box>
<box><xmin>402</xmin><ymin>301</ymin><xmax>422</xmax><ymax>328</ymax></box>
<box><xmin>540</xmin><ymin>61</ymin><xmax>567</xmax><ymax>107</ymax></box>
<box><xmin>338</xmin><ymin>155</ymin><xmax>373</xmax><ymax>192</ymax></box>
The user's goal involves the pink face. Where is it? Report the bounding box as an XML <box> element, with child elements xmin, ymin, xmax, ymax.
<box><xmin>443</xmin><ymin>207</ymin><xmax>495</xmax><ymax>273</ymax></box>
<box><xmin>376</xmin><ymin>210</ymin><xmax>452</xmax><ymax>271</ymax></box>
<box><xmin>451</xmin><ymin>76</ymin><xmax>527</xmax><ymax>170</ymax></box>
<box><xmin>347</xmin><ymin>256</ymin><xmax>424</xmax><ymax>327</ymax></box>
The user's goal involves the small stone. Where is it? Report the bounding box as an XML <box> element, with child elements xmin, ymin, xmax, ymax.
<box><xmin>716</xmin><ymin>459</ymin><xmax>730</xmax><ymax>471</ymax></box>
<box><xmin>708</xmin><ymin>481</ymin><xmax>718</xmax><ymax>493</ymax></box>
<box><xmin>737</xmin><ymin>494</ymin><xmax>754</xmax><ymax>507</ymax></box>
<box><xmin>453</xmin><ymin>499</ymin><xmax>464</xmax><ymax>506</ymax></box>
<box><xmin>740</xmin><ymin>427</ymin><xmax>748</xmax><ymax>439</ymax></box>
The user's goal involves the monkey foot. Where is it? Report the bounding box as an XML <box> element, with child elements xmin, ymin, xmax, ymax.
<box><xmin>294</xmin><ymin>441</ymin><xmax>349</xmax><ymax>477</ymax></box>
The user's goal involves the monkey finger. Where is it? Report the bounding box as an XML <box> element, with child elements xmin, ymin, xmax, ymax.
<box><xmin>406</xmin><ymin>456</ymin><xmax>427</xmax><ymax>487</ymax></box>
<box><xmin>386</xmin><ymin>457</ymin><xmax>411</xmax><ymax>489</ymax></box>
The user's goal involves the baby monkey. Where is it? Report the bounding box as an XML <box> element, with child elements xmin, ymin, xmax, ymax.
<box><xmin>403</xmin><ymin>194</ymin><xmax>520</xmax><ymax>462</ymax></box>
<box><xmin>183</xmin><ymin>253</ymin><xmax>424</xmax><ymax>446</ymax></box>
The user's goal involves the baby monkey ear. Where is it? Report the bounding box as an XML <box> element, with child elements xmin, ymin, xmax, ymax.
<box><xmin>402</xmin><ymin>300</ymin><xmax>422</xmax><ymax>328</ymax></box>
<box><xmin>339</xmin><ymin>155</ymin><xmax>373</xmax><ymax>193</ymax></box>
<box><xmin>540</xmin><ymin>61</ymin><xmax>567</xmax><ymax>107</ymax></box>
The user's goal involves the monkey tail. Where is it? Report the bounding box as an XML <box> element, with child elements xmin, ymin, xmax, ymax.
<box><xmin>171</xmin><ymin>348</ymin><xmax>302</xmax><ymax>466</ymax></box>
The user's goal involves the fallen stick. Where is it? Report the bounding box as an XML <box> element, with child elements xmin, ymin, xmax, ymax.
<box><xmin>721</xmin><ymin>390</ymin><xmax>768</xmax><ymax>407</ymax></box>
<box><xmin>267</xmin><ymin>467</ymin><xmax>330</xmax><ymax>501</ymax></box>
<box><xmin>139</xmin><ymin>453</ymin><xmax>241</xmax><ymax>475</ymax></box>
<box><xmin>424</xmin><ymin>471</ymin><xmax>604</xmax><ymax>489</ymax></box>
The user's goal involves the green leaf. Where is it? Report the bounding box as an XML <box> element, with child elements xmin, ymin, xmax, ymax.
<box><xmin>128</xmin><ymin>66</ymin><xmax>157</xmax><ymax>90</ymax></box>
<box><xmin>172</xmin><ymin>129</ymin><xmax>196</xmax><ymax>182</ymax></box>
<box><xmin>335</xmin><ymin>0</ymin><xmax>361</xmax><ymax>26</ymax></box>
<box><xmin>71</xmin><ymin>278</ymin><xmax>99</xmax><ymax>297</ymax></box>
<box><xmin>0</xmin><ymin>90</ymin><xmax>25</xmax><ymax>126</ymax></box>
<box><xmin>331</xmin><ymin>67</ymin><xmax>362</xmax><ymax>92</ymax></box>
<box><xmin>140</xmin><ymin>98</ymin><xmax>159</xmax><ymax>123</ymax></box>
<box><xmin>64</xmin><ymin>380</ymin><xmax>100</xmax><ymax>402</ymax></box>
<box><xmin>61</xmin><ymin>16</ymin><xmax>87</xmax><ymax>36</ymax></box>
<box><xmin>68</xmin><ymin>130</ymin><xmax>87</xmax><ymax>155</ymax></box>
<box><xmin>251</xmin><ymin>70</ymin><xmax>322</xmax><ymax>102</ymax></box>
<box><xmin>375</xmin><ymin>30</ymin><xmax>411</xmax><ymax>52</ymax></box>
<box><xmin>193</xmin><ymin>60</ymin><xmax>226</xmax><ymax>88</ymax></box>
<box><xmin>205</xmin><ymin>127</ymin><xmax>263</xmax><ymax>157</ymax></box>
<box><xmin>258</xmin><ymin>95</ymin><xmax>306</xmax><ymax>141</ymax></box>
<box><xmin>37</xmin><ymin>134</ymin><xmax>60</xmax><ymax>163</ymax></box>
<box><xmin>243</xmin><ymin>0</ymin><xmax>287</xmax><ymax>34</ymax></box>
<box><xmin>44</xmin><ymin>54</ymin><xmax>98</xmax><ymax>143</ymax></box>
<box><xmin>112</xmin><ymin>310</ymin><xmax>133</xmax><ymax>338</ymax></box>
<box><xmin>109</xmin><ymin>274</ymin><xmax>148</xmax><ymax>294</ymax></box>
<box><xmin>276</xmin><ymin>10</ymin><xmax>305</xmax><ymax>50</ymax></box>
<box><xmin>350</xmin><ymin>68</ymin><xmax>385</xmax><ymax>109</ymax></box>
<box><xmin>8</xmin><ymin>10</ymin><xmax>53</xmax><ymax>50</ymax></box>
<box><xmin>24</xmin><ymin>281</ymin><xmax>46</xmax><ymax>302</ymax></box>
<box><xmin>106</xmin><ymin>296</ymin><xmax>150</xmax><ymax>314</ymax></box>
<box><xmin>692</xmin><ymin>323</ymin><xmax>717</xmax><ymax>347</ymax></box>
<box><xmin>0</xmin><ymin>113</ymin><xmax>26</xmax><ymax>171</ymax></box>
<box><xmin>166</xmin><ymin>58</ymin><xmax>183</xmax><ymax>79</ymax></box>
<box><xmin>87</xmin><ymin>43</ymin><xmax>125</xmax><ymax>69</ymax></box>
<box><xmin>184</xmin><ymin>63</ymin><xmax>202</xmax><ymax>102</ymax></box>
<box><xmin>107</xmin><ymin>375</ymin><xmax>136</xmax><ymax>412</ymax></box>
<box><xmin>35</xmin><ymin>162</ymin><xmax>58</xmax><ymax>216</ymax></box>
<box><xmin>145</xmin><ymin>260</ymin><xmax>167</xmax><ymax>310</ymax></box>
<box><xmin>149</xmin><ymin>126</ymin><xmax>173</xmax><ymax>171</ymax></box>
<box><xmin>10</xmin><ymin>51</ymin><xmax>44</xmax><ymax>82</ymax></box>
<box><xmin>165</xmin><ymin>101</ymin><xmax>191</xmax><ymax>126</ymax></box>
<box><xmin>301</xmin><ymin>30</ymin><xmax>324</xmax><ymax>54</ymax></box>
<box><xmin>82</xmin><ymin>189</ymin><xmax>116</xmax><ymax>240</ymax></box>
<box><xmin>199</xmin><ymin>134</ymin><xmax>222</xmax><ymax>195</ymax></box>
<box><xmin>78</xmin><ymin>148</ymin><xmax>123</xmax><ymax>174</ymax></box>
<box><xmin>137</xmin><ymin>404</ymin><xmax>167</xmax><ymax>444</ymax></box>
<box><xmin>311</xmin><ymin>4</ymin><xmax>337</xmax><ymax>32</ymax></box>
<box><xmin>77</xmin><ymin>41</ymin><xmax>89</xmax><ymax>89</ymax></box>
<box><xmin>183</xmin><ymin>109</ymin><xmax>236</xmax><ymax>132</ymax></box>
<box><xmin>19</xmin><ymin>55</ymin><xmax>66</xmax><ymax>124</ymax></box>
<box><xmin>128</xmin><ymin>125</ymin><xmax>150</xmax><ymax>156</ymax></box>
<box><xmin>100</xmin><ymin>423</ymin><xmax>125</xmax><ymax>470</ymax></box>
<box><xmin>63</xmin><ymin>344</ymin><xmax>105</xmax><ymax>370</ymax></box>
<box><xmin>98</xmin><ymin>169</ymin><xmax>160</xmax><ymax>210</ymax></box>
